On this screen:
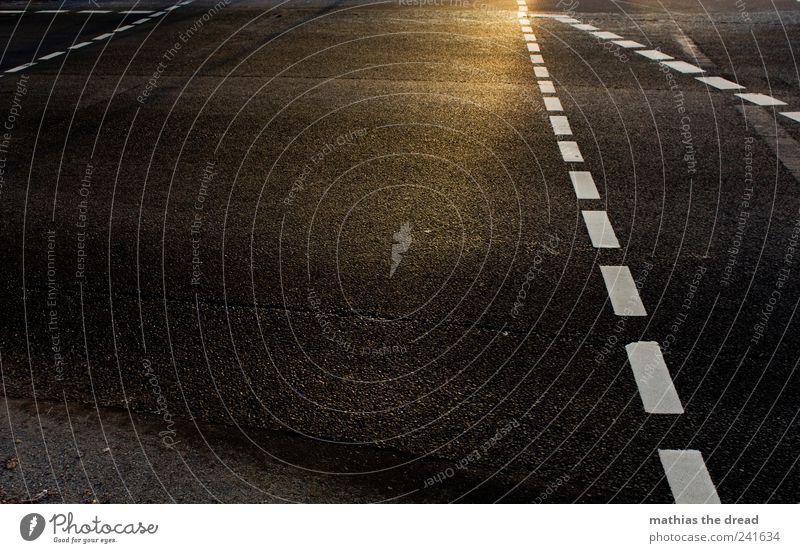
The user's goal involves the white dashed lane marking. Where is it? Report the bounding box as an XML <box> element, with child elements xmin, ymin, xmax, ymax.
<box><xmin>659</xmin><ymin>450</ymin><xmax>721</xmax><ymax>504</ymax></box>
<box><xmin>600</xmin><ymin>266</ymin><xmax>647</xmax><ymax>316</ymax></box>
<box><xmin>573</xmin><ymin>23</ymin><xmax>598</xmax><ymax>31</ymax></box>
<box><xmin>782</xmin><ymin>112</ymin><xmax>800</xmax><ymax>123</ymax></box>
<box><xmin>544</xmin><ymin>97</ymin><xmax>563</xmax><ymax>111</ymax></box>
<box><xmin>660</xmin><ymin>60</ymin><xmax>705</xmax><ymax>74</ymax></box>
<box><xmin>93</xmin><ymin>33</ymin><xmax>115</xmax><ymax>41</ymax></box>
<box><xmin>115</xmin><ymin>25</ymin><xmax>135</xmax><ymax>33</ymax></box>
<box><xmin>538</xmin><ymin>80</ymin><xmax>555</xmax><ymax>94</ymax></box>
<box><xmin>612</xmin><ymin>40</ymin><xmax>645</xmax><ymax>49</ymax></box>
<box><xmin>625</xmin><ymin>342</ymin><xmax>684</xmax><ymax>414</ymax></box>
<box><xmin>549</xmin><ymin>115</ymin><xmax>572</xmax><ymax>135</ymax></box>
<box><xmin>530</xmin><ymin>54</ymin><xmax>544</xmax><ymax>64</ymax></box>
<box><xmin>636</xmin><ymin>49</ymin><xmax>674</xmax><ymax>61</ymax></box>
<box><xmin>581</xmin><ymin>210</ymin><xmax>620</xmax><ymax>248</ymax></box>
<box><xmin>38</xmin><ymin>51</ymin><xmax>64</xmax><ymax>60</ymax></box>
<box><xmin>695</xmin><ymin>76</ymin><xmax>744</xmax><ymax>90</ymax></box>
<box><xmin>527</xmin><ymin>43</ymin><xmax>541</xmax><ymax>52</ymax></box>
<box><xmin>6</xmin><ymin>63</ymin><xmax>35</xmax><ymax>73</ymax></box>
<box><xmin>735</xmin><ymin>93</ymin><xmax>787</xmax><ymax>106</ymax></box>
<box><xmin>569</xmin><ymin>171</ymin><xmax>600</xmax><ymax>199</ymax></box>
<box><xmin>592</xmin><ymin>31</ymin><xmax>623</xmax><ymax>40</ymax></box>
<box><xmin>558</xmin><ymin>141</ymin><xmax>583</xmax><ymax>162</ymax></box>
<box><xmin>524</xmin><ymin>33</ymin><xmax>537</xmax><ymax>41</ymax></box>
<box><xmin>69</xmin><ymin>41</ymin><xmax>92</xmax><ymax>50</ymax></box>
<box><xmin>534</xmin><ymin>66</ymin><xmax>549</xmax><ymax>78</ymax></box>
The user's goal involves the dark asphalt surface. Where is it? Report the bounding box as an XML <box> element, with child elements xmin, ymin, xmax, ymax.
<box><xmin>0</xmin><ymin>0</ymin><xmax>798</xmax><ymax>502</ymax></box>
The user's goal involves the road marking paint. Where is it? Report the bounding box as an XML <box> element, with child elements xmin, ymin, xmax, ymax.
<box><xmin>519</xmin><ymin>17</ymin><xmax>531</xmax><ymax>25</ymax></box>
<box><xmin>660</xmin><ymin>60</ymin><xmax>705</xmax><ymax>74</ymax></box>
<box><xmin>581</xmin><ymin>210</ymin><xmax>619</xmax><ymax>248</ymax></box>
<box><xmin>539</xmin><ymin>80</ymin><xmax>556</xmax><ymax>94</ymax></box>
<box><xmin>69</xmin><ymin>41</ymin><xmax>92</xmax><ymax>50</ymax></box>
<box><xmin>554</xmin><ymin>16</ymin><xmax>580</xmax><ymax>23</ymax></box>
<box><xmin>550</xmin><ymin>115</ymin><xmax>572</xmax><ymax>135</ymax></box>
<box><xmin>735</xmin><ymin>93</ymin><xmax>787</xmax><ymax>106</ymax></box>
<box><xmin>544</xmin><ymin>97</ymin><xmax>563</xmax><ymax>111</ymax></box>
<box><xmin>115</xmin><ymin>25</ymin><xmax>135</xmax><ymax>32</ymax></box>
<box><xmin>569</xmin><ymin>171</ymin><xmax>600</xmax><ymax>199</ymax></box>
<box><xmin>165</xmin><ymin>6</ymin><xmax>181</xmax><ymax>11</ymax></box>
<box><xmin>625</xmin><ymin>342</ymin><xmax>684</xmax><ymax>414</ymax></box>
<box><xmin>93</xmin><ymin>33</ymin><xmax>114</xmax><ymax>41</ymax></box>
<box><xmin>6</xmin><ymin>62</ymin><xmax>35</xmax><ymax>73</ymax></box>
<box><xmin>149</xmin><ymin>11</ymin><xmax>167</xmax><ymax>18</ymax></box>
<box><xmin>518</xmin><ymin>5</ymin><xmax>528</xmax><ymax>11</ymax></box>
<box><xmin>179</xmin><ymin>0</ymin><xmax>195</xmax><ymax>4</ymax></box>
<box><xmin>534</xmin><ymin>66</ymin><xmax>549</xmax><ymax>78</ymax></box>
<box><xmin>521</xmin><ymin>26</ymin><xmax>533</xmax><ymax>33</ymax></box>
<box><xmin>738</xmin><ymin>105</ymin><xmax>800</xmax><ymax>181</ymax></box>
<box><xmin>612</xmin><ymin>40</ymin><xmax>645</xmax><ymax>48</ymax></box>
<box><xmin>659</xmin><ymin>450</ymin><xmax>721</xmax><ymax>504</ymax></box>
<box><xmin>78</xmin><ymin>10</ymin><xmax>112</xmax><ymax>14</ymax></box>
<box><xmin>592</xmin><ymin>31</ymin><xmax>623</xmax><ymax>40</ymax></box>
<box><xmin>516</xmin><ymin>0</ymin><xmax>526</xmax><ymax>4</ymax></box>
<box><xmin>558</xmin><ymin>141</ymin><xmax>583</xmax><ymax>162</ymax></box>
<box><xmin>518</xmin><ymin>11</ymin><xmax>528</xmax><ymax>18</ymax></box>
<box><xmin>781</xmin><ymin>112</ymin><xmax>800</xmax><ymax>123</ymax></box>
<box><xmin>695</xmin><ymin>76</ymin><xmax>744</xmax><ymax>90</ymax></box>
<box><xmin>0</xmin><ymin>10</ymin><xmax>25</xmax><ymax>14</ymax></box>
<box><xmin>38</xmin><ymin>51</ymin><xmax>64</xmax><ymax>60</ymax></box>
<box><xmin>530</xmin><ymin>54</ymin><xmax>544</xmax><ymax>64</ymax></box>
<box><xmin>120</xmin><ymin>10</ymin><xmax>153</xmax><ymax>14</ymax></box>
<box><xmin>599</xmin><ymin>266</ymin><xmax>646</xmax><ymax>316</ymax></box>
<box><xmin>636</xmin><ymin>49</ymin><xmax>673</xmax><ymax>61</ymax></box>
<box><xmin>37</xmin><ymin>10</ymin><xmax>69</xmax><ymax>13</ymax></box>
<box><xmin>132</xmin><ymin>18</ymin><xmax>150</xmax><ymax>24</ymax></box>
<box><xmin>527</xmin><ymin>42</ymin><xmax>541</xmax><ymax>53</ymax></box>
<box><xmin>524</xmin><ymin>33</ymin><xmax>537</xmax><ymax>42</ymax></box>
<box><xmin>572</xmin><ymin>23</ymin><xmax>598</xmax><ymax>31</ymax></box>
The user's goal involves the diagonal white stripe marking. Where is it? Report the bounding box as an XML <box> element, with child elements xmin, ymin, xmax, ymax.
<box><xmin>534</xmin><ymin>66</ymin><xmax>549</xmax><ymax>78</ymax></box>
<box><xmin>550</xmin><ymin>115</ymin><xmax>572</xmax><ymax>135</ymax></box>
<box><xmin>572</xmin><ymin>23</ymin><xmax>598</xmax><ymax>31</ymax></box>
<box><xmin>527</xmin><ymin>42</ymin><xmax>540</xmax><ymax>52</ymax></box>
<box><xmin>558</xmin><ymin>141</ymin><xmax>583</xmax><ymax>162</ymax></box>
<box><xmin>626</xmin><ymin>342</ymin><xmax>683</xmax><ymax>414</ymax></box>
<box><xmin>544</xmin><ymin>97</ymin><xmax>563</xmax><ymax>111</ymax></box>
<box><xmin>659</xmin><ymin>450</ymin><xmax>721</xmax><ymax>504</ymax></box>
<box><xmin>636</xmin><ymin>49</ymin><xmax>673</xmax><ymax>61</ymax></box>
<box><xmin>569</xmin><ymin>171</ymin><xmax>600</xmax><ymax>199</ymax></box>
<box><xmin>695</xmin><ymin>76</ymin><xmax>744</xmax><ymax>90</ymax></box>
<box><xmin>600</xmin><ymin>266</ymin><xmax>646</xmax><ymax>316</ymax></box>
<box><xmin>612</xmin><ymin>40</ymin><xmax>645</xmax><ymax>48</ymax></box>
<box><xmin>38</xmin><ymin>51</ymin><xmax>64</xmax><ymax>60</ymax></box>
<box><xmin>735</xmin><ymin>93</ymin><xmax>787</xmax><ymax>106</ymax></box>
<box><xmin>69</xmin><ymin>41</ymin><xmax>92</xmax><ymax>50</ymax></box>
<box><xmin>581</xmin><ymin>210</ymin><xmax>619</xmax><ymax>248</ymax></box>
<box><xmin>661</xmin><ymin>60</ymin><xmax>705</xmax><ymax>74</ymax></box>
<box><xmin>538</xmin><ymin>80</ymin><xmax>555</xmax><ymax>94</ymax></box>
<box><xmin>592</xmin><ymin>31</ymin><xmax>623</xmax><ymax>40</ymax></box>
<box><xmin>6</xmin><ymin>63</ymin><xmax>35</xmax><ymax>73</ymax></box>
<box><xmin>781</xmin><ymin>112</ymin><xmax>800</xmax><ymax>123</ymax></box>
<box><xmin>93</xmin><ymin>33</ymin><xmax>114</xmax><ymax>41</ymax></box>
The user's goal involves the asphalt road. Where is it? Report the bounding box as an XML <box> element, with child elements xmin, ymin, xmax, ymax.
<box><xmin>0</xmin><ymin>0</ymin><xmax>798</xmax><ymax>503</ymax></box>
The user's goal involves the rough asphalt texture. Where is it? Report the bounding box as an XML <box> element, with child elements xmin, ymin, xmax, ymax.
<box><xmin>0</xmin><ymin>0</ymin><xmax>798</xmax><ymax>502</ymax></box>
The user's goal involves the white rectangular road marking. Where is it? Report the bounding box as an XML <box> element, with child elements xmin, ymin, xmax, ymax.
<box><xmin>661</xmin><ymin>60</ymin><xmax>705</xmax><ymax>74</ymax></box>
<box><xmin>78</xmin><ymin>10</ymin><xmax>112</xmax><ymax>14</ymax></box>
<box><xmin>6</xmin><ymin>63</ymin><xmax>35</xmax><ymax>73</ymax></box>
<box><xmin>625</xmin><ymin>342</ymin><xmax>684</xmax><ymax>414</ymax></box>
<box><xmin>521</xmin><ymin>26</ymin><xmax>533</xmax><ymax>33</ymax></box>
<box><xmin>132</xmin><ymin>18</ymin><xmax>150</xmax><ymax>24</ymax></box>
<box><xmin>592</xmin><ymin>31</ymin><xmax>623</xmax><ymax>40</ymax></box>
<box><xmin>93</xmin><ymin>33</ymin><xmax>114</xmax><ymax>41</ymax></box>
<box><xmin>149</xmin><ymin>11</ymin><xmax>167</xmax><ymax>17</ymax></box>
<box><xmin>115</xmin><ymin>25</ymin><xmax>135</xmax><ymax>32</ymax></box>
<box><xmin>121</xmin><ymin>10</ymin><xmax>153</xmax><ymax>14</ymax></box>
<box><xmin>600</xmin><ymin>266</ymin><xmax>646</xmax><ymax>316</ymax></box>
<box><xmin>636</xmin><ymin>49</ymin><xmax>673</xmax><ymax>61</ymax></box>
<box><xmin>0</xmin><ymin>10</ymin><xmax>25</xmax><ymax>14</ymax></box>
<box><xmin>518</xmin><ymin>5</ymin><xmax>528</xmax><ymax>11</ymax></box>
<box><xmin>581</xmin><ymin>210</ymin><xmax>619</xmax><ymax>248</ymax></box>
<box><xmin>735</xmin><ymin>93</ymin><xmax>787</xmax><ymax>107</ymax></box>
<box><xmin>530</xmin><ymin>54</ymin><xmax>544</xmax><ymax>64</ymax></box>
<box><xmin>39</xmin><ymin>51</ymin><xmax>64</xmax><ymax>60</ymax></box>
<box><xmin>534</xmin><ymin>66</ymin><xmax>549</xmax><ymax>78</ymax></box>
<box><xmin>555</xmin><ymin>17</ymin><xmax>580</xmax><ymax>23</ymax></box>
<box><xmin>569</xmin><ymin>171</ymin><xmax>600</xmax><ymax>199</ymax></box>
<box><xmin>612</xmin><ymin>40</ymin><xmax>645</xmax><ymax>48</ymax></box>
<box><xmin>782</xmin><ymin>112</ymin><xmax>800</xmax><ymax>123</ymax></box>
<box><xmin>544</xmin><ymin>97</ymin><xmax>563</xmax><ymax>111</ymax></box>
<box><xmin>573</xmin><ymin>23</ymin><xmax>598</xmax><ymax>31</ymax></box>
<box><xmin>519</xmin><ymin>18</ymin><xmax>531</xmax><ymax>25</ymax></box>
<box><xmin>518</xmin><ymin>11</ymin><xmax>528</xmax><ymax>17</ymax></box>
<box><xmin>558</xmin><ymin>141</ymin><xmax>583</xmax><ymax>162</ymax></box>
<box><xmin>69</xmin><ymin>41</ymin><xmax>92</xmax><ymax>50</ymax></box>
<box><xmin>550</xmin><ymin>115</ymin><xmax>572</xmax><ymax>135</ymax></box>
<box><xmin>659</xmin><ymin>450</ymin><xmax>721</xmax><ymax>504</ymax></box>
<box><xmin>695</xmin><ymin>76</ymin><xmax>744</xmax><ymax>90</ymax></box>
<box><xmin>524</xmin><ymin>33</ymin><xmax>537</xmax><ymax>42</ymax></box>
<box><xmin>527</xmin><ymin>42</ymin><xmax>540</xmax><ymax>53</ymax></box>
<box><xmin>539</xmin><ymin>80</ymin><xmax>556</xmax><ymax>94</ymax></box>
<box><xmin>37</xmin><ymin>10</ymin><xmax>69</xmax><ymax>14</ymax></box>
